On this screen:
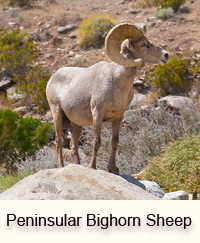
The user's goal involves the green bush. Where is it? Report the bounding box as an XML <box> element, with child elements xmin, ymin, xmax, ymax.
<box><xmin>153</xmin><ymin>0</ymin><xmax>185</xmax><ymax>12</ymax></box>
<box><xmin>0</xmin><ymin>169</ymin><xmax>33</xmax><ymax>192</ymax></box>
<box><xmin>0</xmin><ymin>28</ymin><xmax>38</xmax><ymax>78</ymax></box>
<box><xmin>18</xmin><ymin>65</ymin><xmax>50</xmax><ymax>112</ymax></box>
<box><xmin>77</xmin><ymin>14</ymin><xmax>118</xmax><ymax>48</ymax></box>
<box><xmin>0</xmin><ymin>28</ymin><xmax>50</xmax><ymax>112</ymax></box>
<box><xmin>0</xmin><ymin>108</ymin><xmax>53</xmax><ymax>173</ymax></box>
<box><xmin>155</xmin><ymin>7</ymin><xmax>174</xmax><ymax>21</ymax></box>
<box><xmin>147</xmin><ymin>53</ymin><xmax>199</xmax><ymax>96</ymax></box>
<box><xmin>142</xmin><ymin>134</ymin><xmax>200</xmax><ymax>194</ymax></box>
<box><xmin>8</xmin><ymin>0</ymin><xmax>31</xmax><ymax>7</ymax></box>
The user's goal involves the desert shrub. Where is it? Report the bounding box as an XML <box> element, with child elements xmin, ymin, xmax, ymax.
<box><xmin>0</xmin><ymin>28</ymin><xmax>38</xmax><ymax>78</ymax></box>
<box><xmin>0</xmin><ymin>169</ymin><xmax>33</xmax><ymax>192</ymax></box>
<box><xmin>0</xmin><ymin>146</ymin><xmax>57</xmax><ymax>192</ymax></box>
<box><xmin>155</xmin><ymin>7</ymin><xmax>174</xmax><ymax>21</ymax></box>
<box><xmin>17</xmin><ymin>65</ymin><xmax>50</xmax><ymax>112</ymax></box>
<box><xmin>77</xmin><ymin>14</ymin><xmax>118</xmax><ymax>48</ymax></box>
<box><xmin>15</xmin><ymin>146</ymin><xmax>58</xmax><ymax>173</ymax></box>
<box><xmin>147</xmin><ymin>53</ymin><xmax>199</xmax><ymax>96</ymax></box>
<box><xmin>0</xmin><ymin>28</ymin><xmax>50</xmax><ymax>112</ymax></box>
<box><xmin>153</xmin><ymin>0</ymin><xmax>185</xmax><ymax>12</ymax></box>
<box><xmin>8</xmin><ymin>0</ymin><xmax>31</xmax><ymax>7</ymax></box>
<box><xmin>81</xmin><ymin>102</ymin><xmax>200</xmax><ymax>174</ymax></box>
<box><xmin>142</xmin><ymin>134</ymin><xmax>200</xmax><ymax>194</ymax></box>
<box><xmin>0</xmin><ymin>108</ymin><xmax>54</xmax><ymax>172</ymax></box>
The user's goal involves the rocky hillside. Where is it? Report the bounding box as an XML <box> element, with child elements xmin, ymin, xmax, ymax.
<box><xmin>0</xmin><ymin>0</ymin><xmax>199</xmax><ymax>198</ymax></box>
<box><xmin>0</xmin><ymin>0</ymin><xmax>199</xmax><ymax>75</ymax></box>
<box><xmin>0</xmin><ymin>0</ymin><xmax>199</xmax><ymax>108</ymax></box>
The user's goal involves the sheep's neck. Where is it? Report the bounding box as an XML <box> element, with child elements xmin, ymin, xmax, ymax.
<box><xmin>115</xmin><ymin>66</ymin><xmax>137</xmax><ymax>91</ymax></box>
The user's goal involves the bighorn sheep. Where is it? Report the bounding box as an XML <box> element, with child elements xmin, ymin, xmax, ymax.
<box><xmin>46</xmin><ymin>23</ymin><xmax>169</xmax><ymax>174</ymax></box>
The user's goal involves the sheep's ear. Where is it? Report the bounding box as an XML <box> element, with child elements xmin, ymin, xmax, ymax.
<box><xmin>128</xmin><ymin>38</ymin><xmax>134</xmax><ymax>48</ymax></box>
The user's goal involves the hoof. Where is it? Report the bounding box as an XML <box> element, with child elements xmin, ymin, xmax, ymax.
<box><xmin>108</xmin><ymin>166</ymin><xmax>119</xmax><ymax>175</ymax></box>
<box><xmin>88</xmin><ymin>163</ymin><xmax>97</xmax><ymax>170</ymax></box>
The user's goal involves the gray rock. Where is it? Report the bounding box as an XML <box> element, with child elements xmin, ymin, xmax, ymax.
<box><xmin>68</xmin><ymin>30</ymin><xmax>78</xmax><ymax>39</ymax></box>
<box><xmin>0</xmin><ymin>164</ymin><xmax>158</xmax><ymax>200</ymax></box>
<box><xmin>133</xmin><ymin>79</ymin><xmax>144</xmax><ymax>86</ymax></box>
<box><xmin>57</xmin><ymin>24</ymin><xmax>77</xmax><ymax>34</ymax></box>
<box><xmin>51</xmin><ymin>36</ymin><xmax>63</xmax><ymax>47</ymax></box>
<box><xmin>32</xmin><ymin>31</ymin><xmax>51</xmax><ymax>41</ymax></box>
<box><xmin>8</xmin><ymin>22</ymin><xmax>19</xmax><ymax>26</ymax></box>
<box><xmin>135</xmin><ymin>23</ymin><xmax>146</xmax><ymax>32</ymax></box>
<box><xmin>129</xmin><ymin>9</ymin><xmax>142</xmax><ymax>14</ymax></box>
<box><xmin>140</xmin><ymin>181</ymin><xmax>165</xmax><ymax>198</ymax></box>
<box><xmin>44</xmin><ymin>23</ymin><xmax>51</xmax><ymax>28</ymax></box>
<box><xmin>158</xmin><ymin>96</ymin><xmax>194</xmax><ymax>110</ymax></box>
<box><xmin>146</xmin><ymin>16</ymin><xmax>156</xmax><ymax>22</ymax></box>
<box><xmin>0</xmin><ymin>77</ymin><xmax>13</xmax><ymax>91</ymax></box>
<box><xmin>130</xmin><ymin>93</ymin><xmax>147</xmax><ymax>108</ymax></box>
<box><xmin>7</xmin><ymin>87</ymin><xmax>24</xmax><ymax>100</ymax></box>
<box><xmin>163</xmin><ymin>190</ymin><xmax>189</xmax><ymax>200</ymax></box>
<box><xmin>8</xmin><ymin>9</ymin><xmax>19</xmax><ymax>18</ymax></box>
<box><xmin>148</xmin><ymin>22</ymin><xmax>156</xmax><ymax>27</ymax></box>
<box><xmin>14</xmin><ymin>106</ymin><xmax>27</xmax><ymax>116</ymax></box>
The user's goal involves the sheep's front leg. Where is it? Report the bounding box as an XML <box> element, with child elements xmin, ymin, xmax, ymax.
<box><xmin>88</xmin><ymin>109</ymin><xmax>103</xmax><ymax>170</ymax></box>
<box><xmin>107</xmin><ymin>118</ymin><xmax>123</xmax><ymax>174</ymax></box>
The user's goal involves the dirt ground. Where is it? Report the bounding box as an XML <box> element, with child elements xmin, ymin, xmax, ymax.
<box><xmin>0</xmin><ymin>0</ymin><xmax>199</xmax><ymax>76</ymax></box>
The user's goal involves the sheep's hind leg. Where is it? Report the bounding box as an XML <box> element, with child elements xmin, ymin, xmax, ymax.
<box><xmin>107</xmin><ymin>118</ymin><xmax>123</xmax><ymax>174</ymax></box>
<box><xmin>88</xmin><ymin>110</ymin><xmax>103</xmax><ymax>170</ymax></box>
<box><xmin>70</xmin><ymin>124</ymin><xmax>83</xmax><ymax>164</ymax></box>
<box><xmin>50</xmin><ymin>104</ymin><xmax>64</xmax><ymax>168</ymax></box>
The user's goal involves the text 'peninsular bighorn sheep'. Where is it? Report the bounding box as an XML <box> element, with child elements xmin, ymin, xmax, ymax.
<box><xmin>46</xmin><ymin>23</ymin><xmax>169</xmax><ymax>174</ymax></box>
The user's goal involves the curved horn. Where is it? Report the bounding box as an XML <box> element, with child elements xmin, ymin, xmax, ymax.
<box><xmin>105</xmin><ymin>23</ymin><xmax>145</xmax><ymax>67</ymax></box>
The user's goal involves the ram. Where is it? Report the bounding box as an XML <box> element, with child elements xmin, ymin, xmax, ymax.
<box><xmin>46</xmin><ymin>23</ymin><xmax>169</xmax><ymax>173</ymax></box>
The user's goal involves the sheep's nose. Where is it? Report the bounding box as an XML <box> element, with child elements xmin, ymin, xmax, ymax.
<box><xmin>164</xmin><ymin>52</ymin><xmax>169</xmax><ymax>60</ymax></box>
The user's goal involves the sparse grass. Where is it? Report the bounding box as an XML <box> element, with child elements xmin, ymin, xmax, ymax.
<box><xmin>81</xmin><ymin>102</ymin><xmax>200</xmax><ymax>174</ymax></box>
<box><xmin>0</xmin><ymin>169</ymin><xmax>33</xmax><ymax>192</ymax></box>
<box><xmin>141</xmin><ymin>92</ymin><xmax>159</xmax><ymax>106</ymax></box>
<box><xmin>0</xmin><ymin>146</ymin><xmax>57</xmax><ymax>192</ymax></box>
<box><xmin>0</xmin><ymin>93</ymin><xmax>13</xmax><ymax>110</ymax></box>
<box><xmin>15</xmin><ymin>146</ymin><xmax>58</xmax><ymax>173</ymax></box>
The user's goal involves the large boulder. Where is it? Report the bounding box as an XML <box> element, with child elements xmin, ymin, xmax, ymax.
<box><xmin>0</xmin><ymin>164</ymin><xmax>158</xmax><ymax>200</ymax></box>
